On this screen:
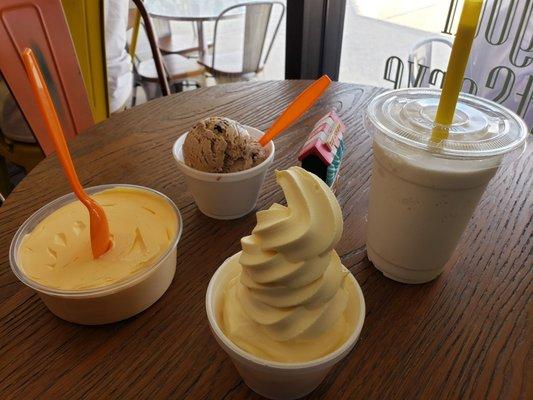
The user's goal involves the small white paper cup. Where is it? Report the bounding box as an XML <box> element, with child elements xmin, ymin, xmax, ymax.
<box><xmin>206</xmin><ymin>253</ymin><xmax>365</xmax><ymax>400</ymax></box>
<box><xmin>172</xmin><ymin>126</ymin><xmax>275</xmax><ymax>220</ymax></box>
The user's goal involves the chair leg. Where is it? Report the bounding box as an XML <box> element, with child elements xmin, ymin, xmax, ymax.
<box><xmin>213</xmin><ymin>74</ymin><xmax>243</xmax><ymax>85</ymax></box>
<box><xmin>141</xmin><ymin>81</ymin><xmax>161</xmax><ymax>100</ymax></box>
<box><xmin>197</xmin><ymin>73</ymin><xmax>207</xmax><ymax>88</ymax></box>
<box><xmin>131</xmin><ymin>84</ymin><xmax>139</xmax><ymax>107</ymax></box>
<box><xmin>171</xmin><ymin>81</ymin><xmax>184</xmax><ymax>93</ymax></box>
<box><xmin>192</xmin><ymin>22</ymin><xmax>197</xmax><ymax>40</ymax></box>
<box><xmin>0</xmin><ymin>156</ymin><xmax>13</xmax><ymax>199</ymax></box>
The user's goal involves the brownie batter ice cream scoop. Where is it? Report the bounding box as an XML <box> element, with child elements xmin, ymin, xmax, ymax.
<box><xmin>183</xmin><ymin>117</ymin><xmax>267</xmax><ymax>173</ymax></box>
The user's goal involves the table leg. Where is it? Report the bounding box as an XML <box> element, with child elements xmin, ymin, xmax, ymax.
<box><xmin>196</xmin><ymin>21</ymin><xmax>207</xmax><ymax>58</ymax></box>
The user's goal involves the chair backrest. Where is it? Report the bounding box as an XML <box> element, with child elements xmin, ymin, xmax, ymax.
<box><xmin>408</xmin><ymin>37</ymin><xmax>452</xmax><ymax>88</ymax></box>
<box><xmin>0</xmin><ymin>0</ymin><xmax>95</xmax><ymax>155</ymax></box>
<box><xmin>212</xmin><ymin>1</ymin><xmax>285</xmax><ymax>74</ymax></box>
<box><xmin>152</xmin><ymin>17</ymin><xmax>172</xmax><ymax>39</ymax></box>
<box><xmin>129</xmin><ymin>0</ymin><xmax>170</xmax><ymax>95</ymax></box>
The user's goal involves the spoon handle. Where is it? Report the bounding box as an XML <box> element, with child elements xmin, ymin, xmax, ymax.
<box><xmin>259</xmin><ymin>75</ymin><xmax>331</xmax><ymax>147</ymax></box>
<box><xmin>21</xmin><ymin>48</ymin><xmax>87</xmax><ymax>202</ymax></box>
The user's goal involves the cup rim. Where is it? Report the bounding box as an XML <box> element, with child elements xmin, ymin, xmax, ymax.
<box><xmin>365</xmin><ymin>87</ymin><xmax>528</xmax><ymax>161</ymax></box>
<box><xmin>206</xmin><ymin>253</ymin><xmax>366</xmax><ymax>370</ymax></box>
<box><xmin>9</xmin><ymin>184</ymin><xmax>183</xmax><ymax>298</ymax></box>
<box><xmin>172</xmin><ymin>125</ymin><xmax>275</xmax><ymax>181</ymax></box>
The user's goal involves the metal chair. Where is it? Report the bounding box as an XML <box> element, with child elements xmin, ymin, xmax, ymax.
<box><xmin>152</xmin><ymin>18</ymin><xmax>199</xmax><ymax>55</ymax></box>
<box><xmin>408</xmin><ymin>37</ymin><xmax>452</xmax><ymax>88</ymax></box>
<box><xmin>198</xmin><ymin>1</ymin><xmax>285</xmax><ymax>78</ymax></box>
<box><xmin>137</xmin><ymin>53</ymin><xmax>206</xmax><ymax>100</ymax></box>
<box><xmin>132</xmin><ymin>3</ymin><xmax>206</xmax><ymax>105</ymax></box>
<box><xmin>135</xmin><ymin>11</ymin><xmax>206</xmax><ymax>100</ymax></box>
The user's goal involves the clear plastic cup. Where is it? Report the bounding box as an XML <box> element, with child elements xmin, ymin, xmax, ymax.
<box><xmin>172</xmin><ymin>126</ymin><xmax>275</xmax><ymax>220</ymax></box>
<box><xmin>364</xmin><ymin>88</ymin><xmax>528</xmax><ymax>284</ymax></box>
<box><xmin>206</xmin><ymin>253</ymin><xmax>366</xmax><ymax>400</ymax></box>
<box><xmin>9</xmin><ymin>184</ymin><xmax>182</xmax><ymax>325</ymax></box>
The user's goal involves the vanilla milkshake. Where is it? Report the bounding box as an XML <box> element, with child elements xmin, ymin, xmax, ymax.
<box><xmin>364</xmin><ymin>89</ymin><xmax>527</xmax><ymax>284</ymax></box>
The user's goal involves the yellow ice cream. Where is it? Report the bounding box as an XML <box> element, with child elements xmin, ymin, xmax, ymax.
<box><xmin>18</xmin><ymin>187</ymin><xmax>178</xmax><ymax>290</ymax></box>
<box><xmin>221</xmin><ymin>167</ymin><xmax>358</xmax><ymax>363</ymax></box>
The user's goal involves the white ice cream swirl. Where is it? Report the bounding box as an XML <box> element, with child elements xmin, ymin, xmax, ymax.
<box><xmin>222</xmin><ymin>166</ymin><xmax>354</xmax><ymax>362</ymax></box>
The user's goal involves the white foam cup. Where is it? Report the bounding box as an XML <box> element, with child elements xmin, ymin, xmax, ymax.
<box><xmin>172</xmin><ymin>126</ymin><xmax>275</xmax><ymax>220</ymax></box>
<box><xmin>206</xmin><ymin>253</ymin><xmax>366</xmax><ymax>400</ymax></box>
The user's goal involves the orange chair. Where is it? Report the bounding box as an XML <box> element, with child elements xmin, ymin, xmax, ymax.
<box><xmin>0</xmin><ymin>0</ymin><xmax>170</xmax><ymax>200</ymax></box>
<box><xmin>0</xmin><ymin>0</ymin><xmax>94</xmax><ymax>155</ymax></box>
<box><xmin>0</xmin><ymin>0</ymin><xmax>170</xmax><ymax>156</ymax></box>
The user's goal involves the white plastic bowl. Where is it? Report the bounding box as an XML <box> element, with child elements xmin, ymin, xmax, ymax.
<box><xmin>206</xmin><ymin>253</ymin><xmax>366</xmax><ymax>400</ymax></box>
<box><xmin>9</xmin><ymin>184</ymin><xmax>182</xmax><ymax>325</ymax></box>
<box><xmin>172</xmin><ymin>126</ymin><xmax>275</xmax><ymax>220</ymax></box>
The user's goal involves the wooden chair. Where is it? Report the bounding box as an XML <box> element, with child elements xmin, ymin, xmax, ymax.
<box><xmin>130</xmin><ymin>0</ymin><xmax>173</xmax><ymax>95</ymax></box>
<box><xmin>134</xmin><ymin>11</ymin><xmax>206</xmax><ymax>100</ymax></box>
<box><xmin>198</xmin><ymin>1</ymin><xmax>285</xmax><ymax>79</ymax></box>
<box><xmin>128</xmin><ymin>2</ymin><xmax>206</xmax><ymax>101</ymax></box>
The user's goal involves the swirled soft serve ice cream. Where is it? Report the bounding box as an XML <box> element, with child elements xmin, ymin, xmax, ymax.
<box><xmin>18</xmin><ymin>187</ymin><xmax>178</xmax><ymax>290</ymax></box>
<box><xmin>221</xmin><ymin>166</ymin><xmax>358</xmax><ymax>363</ymax></box>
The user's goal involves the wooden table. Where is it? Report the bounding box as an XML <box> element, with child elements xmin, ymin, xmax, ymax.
<box><xmin>0</xmin><ymin>81</ymin><xmax>530</xmax><ymax>399</ymax></box>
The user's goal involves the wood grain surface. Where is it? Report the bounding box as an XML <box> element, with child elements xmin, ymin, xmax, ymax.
<box><xmin>0</xmin><ymin>81</ymin><xmax>531</xmax><ymax>400</ymax></box>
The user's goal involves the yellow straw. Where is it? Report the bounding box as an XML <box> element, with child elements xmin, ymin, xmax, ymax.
<box><xmin>431</xmin><ymin>0</ymin><xmax>483</xmax><ymax>142</ymax></box>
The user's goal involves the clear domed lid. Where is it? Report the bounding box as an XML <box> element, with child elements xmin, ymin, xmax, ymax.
<box><xmin>365</xmin><ymin>88</ymin><xmax>528</xmax><ymax>159</ymax></box>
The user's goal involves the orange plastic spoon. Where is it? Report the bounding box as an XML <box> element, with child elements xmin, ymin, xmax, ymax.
<box><xmin>259</xmin><ymin>75</ymin><xmax>332</xmax><ymax>146</ymax></box>
<box><xmin>21</xmin><ymin>48</ymin><xmax>110</xmax><ymax>258</ymax></box>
